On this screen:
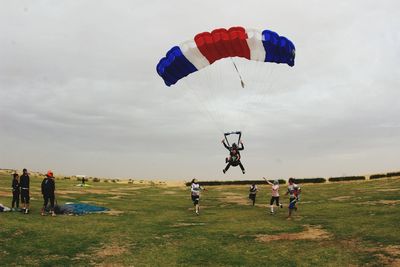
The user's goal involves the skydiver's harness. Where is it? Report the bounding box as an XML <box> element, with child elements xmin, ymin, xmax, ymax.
<box><xmin>224</xmin><ymin>131</ymin><xmax>242</xmax><ymax>163</ymax></box>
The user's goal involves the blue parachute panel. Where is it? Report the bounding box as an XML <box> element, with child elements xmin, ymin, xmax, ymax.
<box><xmin>156</xmin><ymin>46</ymin><xmax>198</xmax><ymax>86</ymax></box>
<box><xmin>262</xmin><ymin>30</ymin><xmax>295</xmax><ymax>67</ymax></box>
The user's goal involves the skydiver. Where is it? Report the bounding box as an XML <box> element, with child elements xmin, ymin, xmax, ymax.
<box><xmin>222</xmin><ymin>139</ymin><xmax>245</xmax><ymax>174</ymax></box>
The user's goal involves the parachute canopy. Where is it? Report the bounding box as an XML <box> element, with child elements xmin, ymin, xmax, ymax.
<box><xmin>156</xmin><ymin>26</ymin><xmax>295</xmax><ymax>86</ymax></box>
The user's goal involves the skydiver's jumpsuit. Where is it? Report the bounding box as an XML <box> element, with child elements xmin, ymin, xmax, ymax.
<box><xmin>223</xmin><ymin>142</ymin><xmax>245</xmax><ymax>172</ymax></box>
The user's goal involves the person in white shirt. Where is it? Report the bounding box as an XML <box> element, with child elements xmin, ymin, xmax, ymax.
<box><xmin>263</xmin><ymin>177</ymin><xmax>283</xmax><ymax>214</ymax></box>
<box><xmin>190</xmin><ymin>178</ymin><xmax>205</xmax><ymax>215</ymax></box>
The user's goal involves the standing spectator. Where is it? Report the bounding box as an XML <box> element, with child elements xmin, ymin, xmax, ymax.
<box><xmin>11</xmin><ymin>173</ymin><xmax>20</xmax><ymax>211</ymax></box>
<box><xmin>20</xmin><ymin>168</ymin><xmax>30</xmax><ymax>214</ymax></box>
<box><xmin>41</xmin><ymin>170</ymin><xmax>56</xmax><ymax>216</ymax></box>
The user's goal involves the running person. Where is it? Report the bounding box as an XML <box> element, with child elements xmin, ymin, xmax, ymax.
<box><xmin>11</xmin><ymin>173</ymin><xmax>20</xmax><ymax>211</ymax></box>
<box><xmin>20</xmin><ymin>168</ymin><xmax>30</xmax><ymax>214</ymax></box>
<box><xmin>263</xmin><ymin>177</ymin><xmax>283</xmax><ymax>214</ymax></box>
<box><xmin>190</xmin><ymin>178</ymin><xmax>205</xmax><ymax>215</ymax></box>
<box><xmin>285</xmin><ymin>178</ymin><xmax>301</xmax><ymax>219</ymax></box>
<box><xmin>222</xmin><ymin>140</ymin><xmax>245</xmax><ymax>174</ymax></box>
<box><xmin>248</xmin><ymin>184</ymin><xmax>258</xmax><ymax>206</ymax></box>
<box><xmin>41</xmin><ymin>170</ymin><xmax>56</xmax><ymax>216</ymax></box>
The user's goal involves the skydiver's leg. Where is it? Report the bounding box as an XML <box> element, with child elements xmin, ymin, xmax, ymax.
<box><xmin>223</xmin><ymin>162</ymin><xmax>231</xmax><ymax>174</ymax></box>
<box><xmin>238</xmin><ymin>161</ymin><xmax>245</xmax><ymax>174</ymax></box>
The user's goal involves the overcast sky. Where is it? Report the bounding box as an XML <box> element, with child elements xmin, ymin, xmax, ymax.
<box><xmin>0</xmin><ymin>0</ymin><xmax>399</xmax><ymax>180</ymax></box>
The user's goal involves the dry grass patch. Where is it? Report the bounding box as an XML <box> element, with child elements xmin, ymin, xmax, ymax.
<box><xmin>218</xmin><ymin>192</ymin><xmax>250</xmax><ymax>206</ymax></box>
<box><xmin>360</xmin><ymin>200</ymin><xmax>400</xmax><ymax>206</ymax></box>
<box><xmin>95</xmin><ymin>244</ymin><xmax>128</xmax><ymax>258</ymax></box>
<box><xmin>104</xmin><ymin>210</ymin><xmax>124</xmax><ymax>216</ymax></box>
<box><xmin>330</xmin><ymin>196</ymin><xmax>352</xmax><ymax>201</ymax></box>
<box><xmin>377</xmin><ymin>188</ymin><xmax>400</xmax><ymax>192</ymax></box>
<box><xmin>0</xmin><ymin>191</ymin><xmax>10</xmax><ymax>197</ymax></box>
<box><xmin>256</xmin><ymin>225</ymin><xmax>331</xmax><ymax>242</ymax></box>
<box><xmin>171</xmin><ymin>222</ymin><xmax>206</xmax><ymax>227</ymax></box>
<box><xmin>162</xmin><ymin>191</ymin><xmax>178</xmax><ymax>195</ymax></box>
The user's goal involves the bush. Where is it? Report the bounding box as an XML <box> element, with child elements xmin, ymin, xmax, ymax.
<box><xmin>386</xmin><ymin>171</ymin><xmax>400</xmax><ymax>177</ymax></box>
<box><xmin>63</xmin><ymin>176</ymin><xmax>71</xmax><ymax>180</ymax></box>
<box><xmin>93</xmin><ymin>178</ymin><xmax>100</xmax><ymax>182</ymax></box>
<box><xmin>292</xmin><ymin>178</ymin><xmax>326</xmax><ymax>184</ymax></box>
<box><xmin>369</xmin><ymin>174</ymin><xmax>387</xmax><ymax>179</ymax></box>
<box><xmin>329</xmin><ymin>176</ymin><xmax>366</xmax><ymax>182</ymax></box>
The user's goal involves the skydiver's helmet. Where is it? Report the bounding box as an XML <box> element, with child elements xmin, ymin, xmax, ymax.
<box><xmin>273</xmin><ymin>180</ymin><xmax>279</xmax><ymax>185</ymax></box>
<box><xmin>232</xmin><ymin>143</ymin><xmax>237</xmax><ymax>148</ymax></box>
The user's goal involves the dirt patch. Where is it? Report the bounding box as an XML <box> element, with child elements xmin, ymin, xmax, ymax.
<box><xmin>330</xmin><ymin>196</ymin><xmax>352</xmax><ymax>201</ymax></box>
<box><xmin>218</xmin><ymin>192</ymin><xmax>250</xmax><ymax>206</ymax></box>
<box><xmin>256</xmin><ymin>225</ymin><xmax>331</xmax><ymax>242</ymax></box>
<box><xmin>104</xmin><ymin>210</ymin><xmax>124</xmax><ymax>216</ymax></box>
<box><xmin>0</xmin><ymin>191</ymin><xmax>10</xmax><ymax>197</ymax></box>
<box><xmin>95</xmin><ymin>244</ymin><xmax>127</xmax><ymax>258</ymax></box>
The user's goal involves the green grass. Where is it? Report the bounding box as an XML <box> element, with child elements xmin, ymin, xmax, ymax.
<box><xmin>0</xmin><ymin>173</ymin><xmax>399</xmax><ymax>266</ymax></box>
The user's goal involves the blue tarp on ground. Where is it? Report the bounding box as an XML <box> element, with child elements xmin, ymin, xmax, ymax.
<box><xmin>56</xmin><ymin>203</ymin><xmax>109</xmax><ymax>215</ymax></box>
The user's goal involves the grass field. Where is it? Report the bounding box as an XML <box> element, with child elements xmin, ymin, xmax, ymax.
<box><xmin>0</xmin><ymin>172</ymin><xmax>399</xmax><ymax>266</ymax></box>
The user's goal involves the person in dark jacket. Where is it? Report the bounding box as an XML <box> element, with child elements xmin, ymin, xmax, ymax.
<box><xmin>11</xmin><ymin>173</ymin><xmax>20</xmax><ymax>211</ymax></box>
<box><xmin>20</xmin><ymin>168</ymin><xmax>30</xmax><ymax>214</ymax></box>
<box><xmin>41</xmin><ymin>170</ymin><xmax>56</xmax><ymax>216</ymax></box>
<box><xmin>248</xmin><ymin>183</ymin><xmax>258</xmax><ymax>206</ymax></box>
<box><xmin>222</xmin><ymin>140</ymin><xmax>245</xmax><ymax>174</ymax></box>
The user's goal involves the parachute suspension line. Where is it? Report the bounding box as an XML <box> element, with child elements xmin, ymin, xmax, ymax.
<box><xmin>181</xmin><ymin>76</ymin><xmax>225</xmax><ymax>135</ymax></box>
<box><xmin>231</xmin><ymin>58</ymin><xmax>245</xmax><ymax>88</ymax></box>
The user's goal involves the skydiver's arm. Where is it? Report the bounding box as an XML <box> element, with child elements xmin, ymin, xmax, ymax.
<box><xmin>238</xmin><ymin>141</ymin><xmax>244</xmax><ymax>150</ymax></box>
<box><xmin>222</xmin><ymin>140</ymin><xmax>230</xmax><ymax>150</ymax></box>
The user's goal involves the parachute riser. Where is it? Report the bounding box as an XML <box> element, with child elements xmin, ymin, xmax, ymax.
<box><xmin>224</xmin><ymin>131</ymin><xmax>242</xmax><ymax>146</ymax></box>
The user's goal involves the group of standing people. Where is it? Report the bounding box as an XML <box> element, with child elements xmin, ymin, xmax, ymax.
<box><xmin>10</xmin><ymin>168</ymin><xmax>57</xmax><ymax>216</ymax></box>
<box><xmin>190</xmin><ymin>177</ymin><xmax>301</xmax><ymax>219</ymax></box>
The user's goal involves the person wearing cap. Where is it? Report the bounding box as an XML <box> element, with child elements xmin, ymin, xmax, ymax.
<box><xmin>20</xmin><ymin>168</ymin><xmax>30</xmax><ymax>214</ymax></box>
<box><xmin>41</xmin><ymin>170</ymin><xmax>56</xmax><ymax>216</ymax></box>
<box><xmin>263</xmin><ymin>177</ymin><xmax>283</xmax><ymax>215</ymax></box>
<box><xmin>11</xmin><ymin>173</ymin><xmax>20</xmax><ymax>211</ymax></box>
